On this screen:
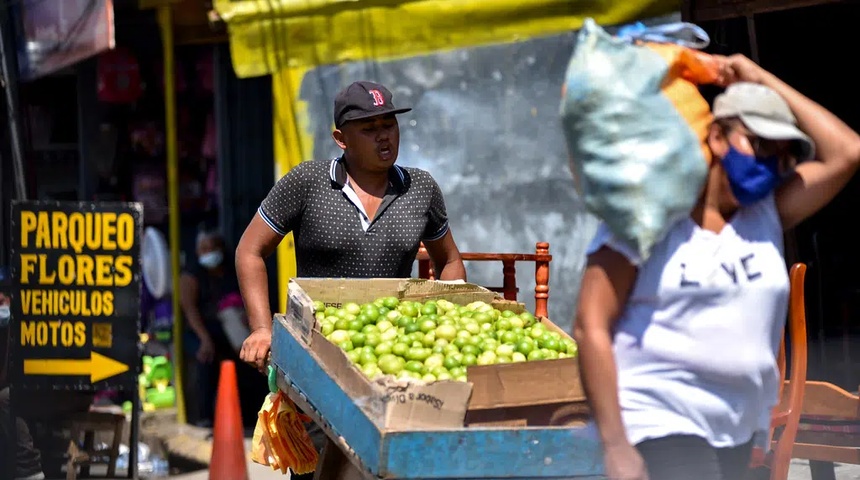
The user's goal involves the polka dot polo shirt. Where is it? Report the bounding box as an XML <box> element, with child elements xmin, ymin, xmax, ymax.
<box><xmin>258</xmin><ymin>157</ymin><xmax>450</xmax><ymax>278</ymax></box>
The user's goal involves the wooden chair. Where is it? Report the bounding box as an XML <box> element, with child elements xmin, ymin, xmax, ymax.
<box><xmin>789</xmin><ymin>382</ymin><xmax>860</xmax><ymax>479</ymax></box>
<box><xmin>416</xmin><ymin>242</ymin><xmax>552</xmax><ymax>317</ymax></box>
<box><xmin>64</xmin><ymin>411</ymin><xmax>126</xmax><ymax>480</ymax></box>
<box><xmin>750</xmin><ymin>263</ymin><xmax>809</xmax><ymax>480</ymax></box>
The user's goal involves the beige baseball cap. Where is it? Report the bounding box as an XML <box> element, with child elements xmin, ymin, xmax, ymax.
<box><xmin>713</xmin><ymin>82</ymin><xmax>815</xmax><ymax>161</ymax></box>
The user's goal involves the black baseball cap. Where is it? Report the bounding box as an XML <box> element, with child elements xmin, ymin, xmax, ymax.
<box><xmin>333</xmin><ymin>81</ymin><xmax>412</xmax><ymax>128</ymax></box>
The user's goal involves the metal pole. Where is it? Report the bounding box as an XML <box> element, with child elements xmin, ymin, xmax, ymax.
<box><xmin>0</xmin><ymin>154</ymin><xmax>7</xmax><ymax>264</ymax></box>
<box><xmin>2</xmin><ymin>337</ymin><xmax>13</xmax><ymax>480</ymax></box>
<box><xmin>157</xmin><ymin>4</ymin><xmax>187</xmax><ymax>425</ymax></box>
<box><xmin>0</xmin><ymin>2</ymin><xmax>27</xmax><ymax>201</ymax></box>
<box><xmin>128</xmin><ymin>382</ymin><xmax>140</xmax><ymax>479</ymax></box>
<box><xmin>746</xmin><ymin>14</ymin><xmax>760</xmax><ymax>64</ymax></box>
<box><xmin>0</xmin><ymin>4</ymin><xmax>24</xmax><ymax>478</ymax></box>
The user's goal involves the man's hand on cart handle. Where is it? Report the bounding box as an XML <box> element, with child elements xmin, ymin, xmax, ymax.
<box><xmin>240</xmin><ymin>326</ymin><xmax>272</xmax><ymax>373</ymax></box>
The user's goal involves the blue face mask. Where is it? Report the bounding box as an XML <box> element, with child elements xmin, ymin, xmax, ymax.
<box><xmin>199</xmin><ymin>251</ymin><xmax>224</xmax><ymax>269</ymax></box>
<box><xmin>720</xmin><ymin>146</ymin><xmax>781</xmax><ymax>206</ymax></box>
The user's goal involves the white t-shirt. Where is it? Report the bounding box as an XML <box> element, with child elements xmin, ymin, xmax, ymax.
<box><xmin>586</xmin><ymin>194</ymin><xmax>789</xmax><ymax>448</ymax></box>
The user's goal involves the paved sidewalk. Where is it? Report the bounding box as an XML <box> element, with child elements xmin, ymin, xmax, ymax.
<box><xmin>168</xmin><ymin>459</ymin><xmax>860</xmax><ymax>479</ymax></box>
<box><xmin>789</xmin><ymin>459</ymin><xmax>860</xmax><ymax>479</ymax></box>
<box><xmin>167</xmin><ymin>438</ymin><xmax>294</xmax><ymax>480</ymax></box>
<box><xmin>170</xmin><ymin>462</ymin><xmax>291</xmax><ymax>480</ymax></box>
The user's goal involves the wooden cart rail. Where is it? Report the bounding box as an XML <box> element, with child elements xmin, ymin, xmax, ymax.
<box><xmin>416</xmin><ymin>242</ymin><xmax>552</xmax><ymax>317</ymax></box>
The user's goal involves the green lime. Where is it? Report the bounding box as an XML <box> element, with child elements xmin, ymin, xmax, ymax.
<box><xmin>404</xmin><ymin>323</ymin><xmax>421</xmax><ymax>334</ymax></box>
<box><xmin>362</xmin><ymin>305</ymin><xmax>381</xmax><ymax>322</ymax></box>
<box><xmin>334</xmin><ymin>318</ymin><xmax>350</xmax><ymax>331</ymax></box>
<box><xmin>382</xmin><ymin>297</ymin><xmax>400</xmax><ymax>309</ymax></box>
<box><xmin>527</xmin><ymin>349</ymin><xmax>544</xmax><ymax>361</ymax></box>
<box><xmin>443</xmin><ymin>356</ymin><xmax>461</xmax><ymax>370</ymax></box>
<box><xmin>405</xmin><ymin>360</ymin><xmax>426</xmax><ymax>374</ymax></box>
<box><xmin>344</xmin><ymin>302</ymin><xmax>361</xmax><ymax>316</ymax></box>
<box><xmin>398</xmin><ymin>303</ymin><xmax>419</xmax><ymax>318</ymax></box>
<box><xmin>351</xmin><ymin>332</ymin><xmax>367</xmax><ymax>348</ymax></box>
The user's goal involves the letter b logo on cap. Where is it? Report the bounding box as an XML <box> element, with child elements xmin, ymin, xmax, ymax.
<box><xmin>369</xmin><ymin>89</ymin><xmax>385</xmax><ymax>107</ymax></box>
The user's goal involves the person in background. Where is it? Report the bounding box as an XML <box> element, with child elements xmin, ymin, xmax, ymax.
<box><xmin>574</xmin><ymin>54</ymin><xmax>860</xmax><ymax>480</ymax></box>
<box><xmin>179</xmin><ymin>227</ymin><xmax>239</xmax><ymax>426</ymax></box>
<box><xmin>0</xmin><ymin>387</ymin><xmax>44</xmax><ymax>480</ymax></box>
<box><xmin>0</xmin><ymin>267</ymin><xmax>46</xmax><ymax>480</ymax></box>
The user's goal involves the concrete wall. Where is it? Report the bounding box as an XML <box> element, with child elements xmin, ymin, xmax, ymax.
<box><xmin>294</xmin><ymin>14</ymin><xmax>679</xmax><ymax>331</ymax></box>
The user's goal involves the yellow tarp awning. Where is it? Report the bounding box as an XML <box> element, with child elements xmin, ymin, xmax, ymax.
<box><xmin>213</xmin><ymin>0</ymin><xmax>681</xmax><ymax>78</ymax></box>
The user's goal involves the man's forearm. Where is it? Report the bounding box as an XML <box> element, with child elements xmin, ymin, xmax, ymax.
<box><xmin>236</xmin><ymin>252</ymin><xmax>274</xmax><ymax>332</ymax></box>
<box><xmin>437</xmin><ymin>259</ymin><xmax>467</xmax><ymax>281</ymax></box>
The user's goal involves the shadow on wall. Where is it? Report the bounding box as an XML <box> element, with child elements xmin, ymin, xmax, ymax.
<box><xmin>294</xmin><ymin>15</ymin><xmax>680</xmax><ymax>330</ymax></box>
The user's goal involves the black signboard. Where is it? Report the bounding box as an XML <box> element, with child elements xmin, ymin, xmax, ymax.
<box><xmin>9</xmin><ymin>201</ymin><xmax>142</xmax><ymax>390</ymax></box>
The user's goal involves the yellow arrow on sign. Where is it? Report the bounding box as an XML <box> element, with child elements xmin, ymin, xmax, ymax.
<box><xmin>23</xmin><ymin>352</ymin><xmax>130</xmax><ymax>383</ymax></box>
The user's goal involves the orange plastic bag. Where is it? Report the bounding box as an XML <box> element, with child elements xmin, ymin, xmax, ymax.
<box><xmin>647</xmin><ymin>44</ymin><xmax>721</xmax><ymax>166</ymax></box>
<box><xmin>251</xmin><ymin>391</ymin><xmax>319</xmax><ymax>475</ymax></box>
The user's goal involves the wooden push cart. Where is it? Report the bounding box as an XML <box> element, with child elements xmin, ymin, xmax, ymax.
<box><xmin>269</xmin><ymin>242</ymin><xmax>602</xmax><ymax>479</ymax></box>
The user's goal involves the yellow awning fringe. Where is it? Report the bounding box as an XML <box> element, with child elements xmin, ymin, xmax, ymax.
<box><xmin>214</xmin><ymin>0</ymin><xmax>680</xmax><ymax>78</ymax></box>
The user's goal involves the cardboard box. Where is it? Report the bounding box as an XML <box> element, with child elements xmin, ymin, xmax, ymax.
<box><xmin>283</xmin><ymin>277</ymin><xmax>587</xmax><ymax>431</ymax></box>
<box><xmin>462</xmin><ymin>308</ymin><xmax>590</xmax><ymax>427</ymax></box>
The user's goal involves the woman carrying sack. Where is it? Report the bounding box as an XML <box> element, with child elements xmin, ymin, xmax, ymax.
<box><xmin>574</xmin><ymin>51</ymin><xmax>860</xmax><ymax>480</ymax></box>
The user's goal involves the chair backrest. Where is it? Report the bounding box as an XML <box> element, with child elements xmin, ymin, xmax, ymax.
<box><xmin>416</xmin><ymin>242</ymin><xmax>553</xmax><ymax>317</ymax></box>
<box><xmin>788</xmin><ymin>381</ymin><xmax>860</xmax><ymax>467</ymax></box>
<box><xmin>765</xmin><ymin>263</ymin><xmax>810</xmax><ymax>480</ymax></box>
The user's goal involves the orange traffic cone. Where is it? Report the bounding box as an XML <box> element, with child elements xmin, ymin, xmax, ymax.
<box><xmin>209</xmin><ymin>360</ymin><xmax>249</xmax><ymax>480</ymax></box>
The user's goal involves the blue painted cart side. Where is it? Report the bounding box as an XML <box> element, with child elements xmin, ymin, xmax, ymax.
<box><xmin>380</xmin><ymin>428</ymin><xmax>603</xmax><ymax>478</ymax></box>
<box><xmin>272</xmin><ymin>318</ymin><xmax>606</xmax><ymax>479</ymax></box>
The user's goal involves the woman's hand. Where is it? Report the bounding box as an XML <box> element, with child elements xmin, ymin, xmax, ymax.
<box><xmin>604</xmin><ymin>442</ymin><xmax>650</xmax><ymax>480</ymax></box>
<box><xmin>714</xmin><ymin>54</ymin><xmax>767</xmax><ymax>87</ymax></box>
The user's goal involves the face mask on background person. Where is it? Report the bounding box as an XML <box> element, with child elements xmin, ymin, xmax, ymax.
<box><xmin>0</xmin><ymin>304</ymin><xmax>10</xmax><ymax>328</ymax></box>
<box><xmin>199</xmin><ymin>251</ymin><xmax>224</xmax><ymax>269</ymax></box>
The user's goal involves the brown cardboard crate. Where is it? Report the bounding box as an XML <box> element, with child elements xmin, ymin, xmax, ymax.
<box><xmin>284</xmin><ymin>277</ymin><xmax>586</xmax><ymax>430</ymax></box>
